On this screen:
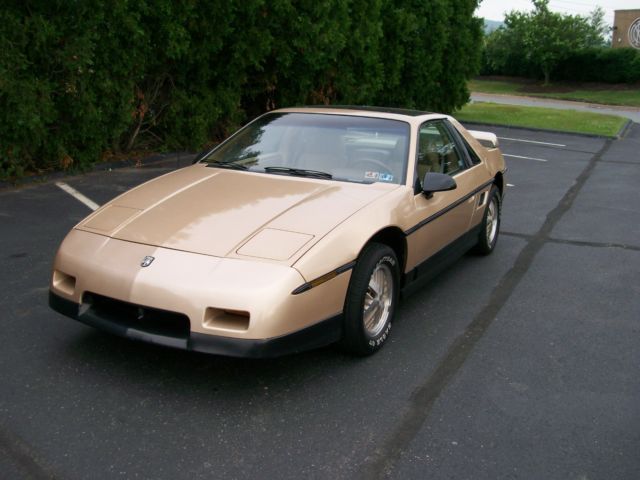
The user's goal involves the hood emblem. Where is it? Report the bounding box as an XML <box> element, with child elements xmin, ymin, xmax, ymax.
<box><xmin>140</xmin><ymin>256</ymin><xmax>155</xmax><ymax>267</ymax></box>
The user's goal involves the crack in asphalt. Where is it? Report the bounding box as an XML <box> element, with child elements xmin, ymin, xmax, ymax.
<box><xmin>502</xmin><ymin>231</ymin><xmax>640</xmax><ymax>252</ymax></box>
<box><xmin>501</xmin><ymin>231</ymin><xmax>533</xmax><ymax>240</ymax></box>
<box><xmin>547</xmin><ymin>237</ymin><xmax>640</xmax><ymax>252</ymax></box>
<box><xmin>359</xmin><ymin>137</ymin><xmax>614</xmax><ymax>479</ymax></box>
<box><xmin>0</xmin><ymin>425</ymin><xmax>59</xmax><ymax>479</ymax></box>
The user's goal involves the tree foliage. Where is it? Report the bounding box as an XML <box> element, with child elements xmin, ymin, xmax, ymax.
<box><xmin>0</xmin><ymin>0</ymin><xmax>483</xmax><ymax>179</ymax></box>
<box><xmin>483</xmin><ymin>0</ymin><xmax>608</xmax><ymax>84</ymax></box>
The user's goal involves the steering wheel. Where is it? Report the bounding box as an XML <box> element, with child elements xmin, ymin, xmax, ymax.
<box><xmin>352</xmin><ymin>157</ymin><xmax>394</xmax><ymax>176</ymax></box>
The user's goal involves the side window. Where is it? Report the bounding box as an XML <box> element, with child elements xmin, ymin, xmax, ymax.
<box><xmin>417</xmin><ymin>121</ymin><xmax>466</xmax><ymax>184</ymax></box>
<box><xmin>459</xmin><ymin>134</ymin><xmax>482</xmax><ymax>166</ymax></box>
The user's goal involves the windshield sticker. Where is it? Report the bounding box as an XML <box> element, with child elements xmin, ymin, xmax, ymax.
<box><xmin>364</xmin><ymin>171</ymin><xmax>379</xmax><ymax>180</ymax></box>
<box><xmin>379</xmin><ymin>173</ymin><xmax>394</xmax><ymax>182</ymax></box>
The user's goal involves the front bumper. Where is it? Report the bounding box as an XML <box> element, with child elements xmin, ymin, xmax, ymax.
<box><xmin>52</xmin><ymin>229</ymin><xmax>350</xmax><ymax>332</ymax></box>
<box><xmin>49</xmin><ymin>290</ymin><xmax>342</xmax><ymax>358</ymax></box>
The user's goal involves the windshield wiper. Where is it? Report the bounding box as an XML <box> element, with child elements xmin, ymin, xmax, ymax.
<box><xmin>263</xmin><ymin>166</ymin><xmax>332</xmax><ymax>179</ymax></box>
<box><xmin>206</xmin><ymin>161</ymin><xmax>248</xmax><ymax>170</ymax></box>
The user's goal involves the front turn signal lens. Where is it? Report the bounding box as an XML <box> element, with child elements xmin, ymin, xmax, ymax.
<box><xmin>52</xmin><ymin>270</ymin><xmax>76</xmax><ymax>296</ymax></box>
<box><xmin>204</xmin><ymin>308</ymin><xmax>250</xmax><ymax>332</ymax></box>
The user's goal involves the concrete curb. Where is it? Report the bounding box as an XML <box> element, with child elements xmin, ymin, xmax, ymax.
<box><xmin>0</xmin><ymin>151</ymin><xmax>196</xmax><ymax>191</ymax></box>
<box><xmin>616</xmin><ymin>119</ymin><xmax>634</xmax><ymax>139</ymax></box>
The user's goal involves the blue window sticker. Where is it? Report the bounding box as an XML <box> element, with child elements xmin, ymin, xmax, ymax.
<box><xmin>379</xmin><ymin>173</ymin><xmax>394</xmax><ymax>182</ymax></box>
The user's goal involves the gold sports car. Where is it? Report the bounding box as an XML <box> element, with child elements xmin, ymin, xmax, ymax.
<box><xmin>49</xmin><ymin>106</ymin><xmax>506</xmax><ymax>357</ymax></box>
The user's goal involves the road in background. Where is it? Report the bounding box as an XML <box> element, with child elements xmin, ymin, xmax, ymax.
<box><xmin>471</xmin><ymin>92</ymin><xmax>640</xmax><ymax>123</ymax></box>
<box><xmin>1</xmin><ymin>125</ymin><xmax>639</xmax><ymax>479</ymax></box>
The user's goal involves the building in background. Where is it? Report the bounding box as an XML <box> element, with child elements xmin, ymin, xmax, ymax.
<box><xmin>612</xmin><ymin>9</ymin><xmax>640</xmax><ymax>48</ymax></box>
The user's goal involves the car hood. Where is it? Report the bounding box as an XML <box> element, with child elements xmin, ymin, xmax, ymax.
<box><xmin>76</xmin><ymin>165</ymin><xmax>398</xmax><ymax>262</ymax></box>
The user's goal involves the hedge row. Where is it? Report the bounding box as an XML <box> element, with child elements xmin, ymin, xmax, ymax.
<box><xmin>482</xmin><ymin>45</ymin><xmax>640</xmax><ymax>84</ymax></box>
<box><xmin>0</xmin><ymin>0</ymin><xmax>482</xmax><ymax>179</ymax></box>
<box><xmin>553</xmin><ymin>48</ymin><xmax>640</xmax><ymax>84</ymax></box>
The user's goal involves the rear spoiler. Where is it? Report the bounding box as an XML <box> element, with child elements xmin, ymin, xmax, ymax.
<box><xmin>468</xmin><ymin>130</ymin><xmax>499</xmax><ymax>149</ymax></box>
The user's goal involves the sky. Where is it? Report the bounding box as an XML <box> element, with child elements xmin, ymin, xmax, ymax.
<box><xmin>475</xmin><ymin>0</ymin><xmax>640</xmax><ymax>26</ymax></box>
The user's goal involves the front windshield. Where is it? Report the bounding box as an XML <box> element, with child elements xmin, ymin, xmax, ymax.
<box><xmin>202</xmin><ymin>113</ymin><xmax>410</xmax><ymax>185</ymax></box>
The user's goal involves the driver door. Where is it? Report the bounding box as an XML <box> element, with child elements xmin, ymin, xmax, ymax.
<box><xmin>404</xmin><ymin>120</ymin><xmax>477</xmax><ymax>272</ymax></box>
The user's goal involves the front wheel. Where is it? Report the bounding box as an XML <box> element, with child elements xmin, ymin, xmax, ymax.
<box><xmin>340</xmin><ymin>243</ymin><xmax>400</xmax><ymax>355</ymax></box>
<box><xmin>474</xmin><ymin>185</ymin><xmax>501</xmax><ymax>255</ymax></box>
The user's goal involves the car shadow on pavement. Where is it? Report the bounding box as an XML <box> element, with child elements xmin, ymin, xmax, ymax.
<box><xmin>61</xmin><ymin>327</ymin><xmax>360</xmax><ymax>396</ymax></box>
<box><xmin>55</xmin><ymin>245</ymin><xmax>511</xmax><ymax>414</ymax></box>
<box><xmin>58</xmin><ymin>248</ymin><xmax>498</xmax><ymax>394</ymax></box>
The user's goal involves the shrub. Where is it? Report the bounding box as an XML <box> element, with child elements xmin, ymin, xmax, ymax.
<box><xmin>554</xmin><ymin>48</ymin><xmax>640</xmax><ymax>83</ymax></box>
<box><xmin>0</xmin><ymin>0</ymin><xmax>483</xmax><ymax>180</ymax></box>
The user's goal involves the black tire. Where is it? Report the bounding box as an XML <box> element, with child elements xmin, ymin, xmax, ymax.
<box><xmin>474</xmin><ymin>185</ymin><xmax>501</xmax><ymax>255</ymax></box>
<box><xmin>340</xmin><ymin>243</ymin><xmax>400</xmax><ymax>355</ymax></box>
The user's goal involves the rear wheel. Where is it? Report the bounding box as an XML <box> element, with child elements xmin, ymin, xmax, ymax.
<box><xmin>340</xmin><ymin>243</ymin><xmax>399</xmax><ymax>355</ymax></box>
<box><xmin>474</xmin><ymin>185</ymin><xmax>501</xmax><ymax>255</ymax></box>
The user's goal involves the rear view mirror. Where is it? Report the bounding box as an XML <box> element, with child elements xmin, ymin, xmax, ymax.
<box><xmin>422</xmin><ymin>172</ymin><xmax>456</xmax><ymax>199</ymax></box>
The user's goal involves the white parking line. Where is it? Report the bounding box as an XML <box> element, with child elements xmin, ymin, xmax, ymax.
<box><xmin>507</xmin><ymin>183</ymin><xmax>515</xmax><ymax>187</ymax></box>
<box><xmin>56</xmin><ymin>182</ymin><xmax>100</xmax><ymax>211</ymax></box>
<box><xmin>498</xmin><ymin>137</ymin><xmax>566</xmax><ymax>148</ymax></box>
<box><xmin>503</xmin><ymin>153</ymin><xmax>548</xmax><ymax>163</ymax></box>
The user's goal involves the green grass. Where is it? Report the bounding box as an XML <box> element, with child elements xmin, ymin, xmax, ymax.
<box><xmin>469</xmin><ymin>79</ymin><xmax>524</xmax><ymax>95</ymax></box>
<box><xmin>454</xmin><ymin>102</ymin><xmax>627</xmax><ymax>137</ymax></box>
<box><xmin>469</xmin><ymin>79</ymin><xmax>640</xmax><ymax>108</ymax></box>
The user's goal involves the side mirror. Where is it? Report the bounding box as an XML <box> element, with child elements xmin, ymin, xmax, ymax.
<box><xmin>422</xmin><ymin>172</ymin><xmax>456</xmax><ymax>199</ymax></box>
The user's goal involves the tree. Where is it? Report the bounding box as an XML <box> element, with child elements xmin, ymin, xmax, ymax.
<box><xmin>375</xmin><ymin>0</ymin><xmax>482</xmax><ymax>112</ymax></box>
<box><xmin>486</xmin><ymin>0</ymin><xmax>608</xmax><ymax>84</ymax></box>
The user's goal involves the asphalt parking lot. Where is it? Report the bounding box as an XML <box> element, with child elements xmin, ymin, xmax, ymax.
<box><xmin>1</xmin><ymin>124</ymin><xmax>639</xmax><ymax>480</ymax></box>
